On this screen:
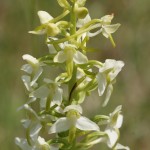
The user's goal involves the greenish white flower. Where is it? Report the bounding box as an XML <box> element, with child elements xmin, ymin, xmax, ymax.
<box><xmin>29</xmin><ymin>11</ymin><xmax>60</xmax><ymax>36</ymax></box>
<box><xmin>96</xmin><ymin>59</ymin><xmax>124</xmax><ymax>106</ymax></box>
<box><xmin>105</xmin><ymin>106</ymin><xmax>123</xmax><ymax>148</ymax></box>
<box><xmin>49</xmin><ymin>105</ymin><xmax>100</xmax><ymax>133</ymax></box>
<box><xmin>29</xmin><ymin>79</ymin><xmax>63</xmax><ymax>108</ymax></box>
<box><xmin>21</xmin><ymin>54</ymin><xmax>43</xmax><ymax>92</ymax></box>
<box><xmin>100</xmin><ymin>14</ymin><xmax>120</xmax><ymax>38</ymax></box>
<box><xmin>54</xmin><ymin>46</ymin><xmax>88</xmax><ymax>64</ymax></box>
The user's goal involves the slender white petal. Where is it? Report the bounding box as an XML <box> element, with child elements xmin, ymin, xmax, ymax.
<box><xmin>53</xmin><ymin>87</ymin><xmax>63</xmax><ymax>106</ymax></box>
<box><xmin>38</xmin><ymin>11</ymin><xmax>53</xmax><ymax>24</ymax></box>
<box><xmin>30</xmin><ymin>67</ymin><xmax>43</xmax><ymax>86</ymax></box>
<box><xmin>105</xmin><ymin>127</ymin><xmax>119</xmax><ymax>148</ymax></box>
<box><xmin>76</xmin><ymin>116</ymin><xmax>100</xmax><ymax>131</ymax></box>
<box><xmin>102</xmin><ymin>84</ymin><xmax>113</xmax><ymax>107</ymax></box>
<box><xmin>49</xmin><ymin>118</ymin><xmax>70</xmax><ymax>133</ymax></box>
<box><xmin>21</xmin><ymin>75</ymin><xmax>31</xmax><ymax>91</ymax></box>
<box><xmin>73</xmin><ymin>51</ymin><xmax>88</xmax><ymax>64</ymax></box>
<box><xmin>97</xmin><ymin>73</ymin><xmax>107</xmax><ymax>96</ymax></box>
<box><xmin>116</xmin><ymin>114</ymin><xmax>123</xmax><ymax>129</ymax></box>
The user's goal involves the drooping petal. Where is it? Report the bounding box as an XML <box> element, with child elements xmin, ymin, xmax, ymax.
<box><xmin>21</xmin><ymin>75</ymin><xmax>31</xmax><ymax>91</ymax></box>
<box><xmin>76</xmin><ymin>116</ymin><xmax>100</xmax><ymax>131</ymax></box>
<box><xmin>49</xmin><ymin>117</ymin><xmax>71</xmax><ymax>133</ymax></box>
<box><xmin>73</xmin><ymin>51</ymin><xmax>88</xmax><ymax>64</ymax></box>
<box><xmin>105</xmin><ymin>127</ymin><xmax>119</xmax><ymax>148</ymax></box>
<box><xmin>54</xmin><ymin>51</ymin><xmax>66</xmax><ymax>63</ymax></box>
<box><xmin>64</xmin><ymin>105</ymin><xmax>83</xmax><ymax>114</ymax></box>
<box><xmin>38</xmin><ymin>11</ymin><xmax>53</xmax><ymax>24</ymax></box>
<box><xmin>102</xmin><ymin>84</ymin><xmax>113</xmax><ymax>107</ymax></box>
<box><xmin>96</xmin><ymin>73</ymin><xmax>107</xmax><ymax>96</ymax></box>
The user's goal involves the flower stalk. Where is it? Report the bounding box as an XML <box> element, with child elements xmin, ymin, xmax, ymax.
<box><xmin>16</xmin><ymin>0</ymin><xmax>129</xmax><ymax>150</ymax></box>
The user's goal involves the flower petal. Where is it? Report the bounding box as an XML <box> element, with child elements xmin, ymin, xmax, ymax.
<box><xmin>30</xmin><ymin>123</ymin><xmax>42</xmax><ymax>141</ymax></box>
<box><xmin>76</xmin><ymin>116</ymin><xmax>100</xmax><ymax>131</ymax></box>
<box><xmin>38</xmin><ymin>11</ymin><xmax>53</xmax><ymax>24</ymax></box>
<box><xmin>52</xmin><ymin>87</ymin><xmax>63</xmax><ymax>106</ymax></box>
<box><xmin>30</xmin><ymin>67</ymin><xmax>43</xmax><ymax>86</ymax></box>
<box><xmin>49</xmin><ymin>117</ymin><xmax>70</xmax><ymax>133</ymax></box>
<box><xmin>102</xmin><ymin>84</ymin><xmax>113</xmax><ymax>107</ymax></box>
<box><xmin>54</xmin><ymin>51</ymin><xmax>66</xmax><ymax>63</ymax></box>
<box><xmin>22</xmin><ymin>54</ymin><xmax>39</xmax><ymax>65</ymax></box>
<box><xmin>73</xmin><ymin>51</ymin><xmax>88</xmax><ymax>64</ymax></box>
<box><xmin>21</xmin><ymin>75</ymin><xmax>31</xmax><ymax>91</ymax></box>
<box><xmin>104</xmin><ymin>24</ymin><xmax>120</xmax><ymax>34</ymax></box>
<box><xmin>96</xmin><ymin>73</ymin><xmax>107</xmax><ymax>96</ymax></box>
<box><xmin>105</xmin><ymin>127</ymin><xmax>119</xmax><ymax>148</ymax></box>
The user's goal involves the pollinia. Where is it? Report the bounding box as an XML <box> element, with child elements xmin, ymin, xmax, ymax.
<box><xmin>15</xmin><ymin>0</ymin><xmax>130</xmax><ymax>150</ymax></box>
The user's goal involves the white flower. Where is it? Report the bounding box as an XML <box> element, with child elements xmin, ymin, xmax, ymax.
<box><xmin>100</xmin><ymin>14</ymin><xmax>120</xmax><ymax>38</ymax></box>
<box><xmin>49</xmin><ymin>105</ymin><xmax>100</xmax><ymax>133</ymax></box>
<box><xmin>21</xmin><ymin>54</ymin><xmax>43</xmax><ymax>92</ymax></box>
<box><xmin>96</xmin><ymin>59</ymin><xmax>124</xmax><ymax>106</ymax></box>
<box><xmin>29</xmin><ymin>11</ymin><xmax>60</xmax><ymax>36</ymax></box>
<box><xmin>105</xmin><ymin>106</ymin><xmax>123</xmax><ymax>148</ymax></box>
<box><xmin>54</xmin><ymin>46</ymin><xmax>88</xmax><ymax>64</ymax></box>
<box><xmin>29</xmin><ymin>78</ymin><xmax>63</xmax><ymax>108</ymax></box>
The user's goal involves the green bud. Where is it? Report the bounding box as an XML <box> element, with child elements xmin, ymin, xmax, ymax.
<box><xmin>46</xmin><ymin>23</ymin><xmax>60</xmax><ymax>36</ymax></box>
<box><xmin>75</xmin><ymin>7</ymin><xmax>88</xmax><ymax>19</ymax></box>
<box><xmin>57</xmin><ymin>0</ymin><xmax>70</xmax><ymax>9</ymax></box>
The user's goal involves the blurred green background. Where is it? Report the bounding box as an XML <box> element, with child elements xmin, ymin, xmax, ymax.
<box><xmin>0</xmin><ymin>0</ymin><xmax>150</xmax><ymax>149</ymax></box>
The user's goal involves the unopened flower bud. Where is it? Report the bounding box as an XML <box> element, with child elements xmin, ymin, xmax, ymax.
<box><xmin>75</xmin><ymin>7</ymin><xmax>88</xmax><ymax>19</ymax></box>
<box><xmin>46</xmin><ymin>23</ymin><xmax>60</xmax><ymax>36</ymax></box>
